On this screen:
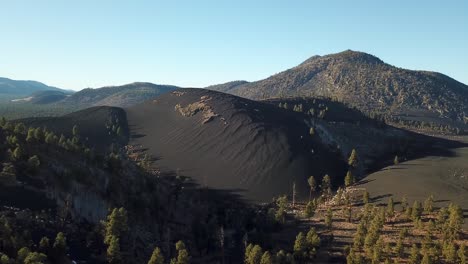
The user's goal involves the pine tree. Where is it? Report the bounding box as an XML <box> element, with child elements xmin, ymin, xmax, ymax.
<box><xmin>39</xmin><ymin>237</ymin><xmax>50</xmax><ymax>253</ymax></box>
<box><xmin>293</xmin><ymin>232</ymin><xmax>307</xmax><ymax>259</ymax></box>
<box><xmin>421</xmin><ymin>252</ymin><xmax>432</xmax><ymax>264</ymax></box>
<box><xmin>458</xmin><ymin>244</ymin><xmax>466</xmax><ymax>264</ymax></box>
<box><xmin>308</xmin><ymin>176</ymin><xmax>316</xmax><ymax>201</ymax></box>
<box><xmin>387</xmin><ymin>197</ymin><xmax>394</xmax><ymax>217</ymax></box>
<box><xmin>53</xmin><ymin>232</ymin><xmax>67</xmax><ymax>257</ymax></box>
<box><xmin>246</xmin><ymin>245</ymin><xmax>263</xmax><ymax>264</ymax></box>
<box><xmin>304</xmin><ymin>200</ymin><xmax>316</xmax><ymax>218</ymax></box>
<box><xmin>107</xmin><ymin>236</ymin><xmax>121</xmax><ymax>264</ymax></box>
<box><xmin>411</xmin><ymin>201</ymin><xmax>422</xmax><ymax>220</ymax></box>
<box><xmin>28</xmin><ymin>155</ymin><xmax>41</xmax><ymax>171</ymax></box>
<box><xmin>12</xmin><ymin>146</ymin><xmax>23</xmax><ymax>160</ymax></box>
<box><xmin>34</xmin><ymin>127</ymin><xmax>44</xmax><ymax>141</ymax></box>
<box><xmin>104</xmin><ymin>208</ymin><xmax>128</xmax><ymax>245</ymax></box>
<box><xmin>409</xmin><ymin>244</ymin><xmax>420</xmax><ymax>264</ymax></box>
<box><xmin>321</xmin><ymin>175</ymin><xmax>332</xmax><ymax>197</ymax></box>
<box><xmin>24</xmin><ymin>252</ymin><xmax>47</xmax><ymax>264</ymax></box>
<box><xmin>444</xmin><ymin>242</ymin><xmax>457</xmax><ymax>263</ymax></box>
<box><xmin>363</xmin><ymin>191</ymin><xmax>369</xmax><ymax>204</ymax></box>
<box><xmin>148</xmin><ymin>247</ymin><xmax>164</xmax><ymax>264</ymax></box>
<box><xmin>306</xmin><ymin>227</ymin><xmax>321</xmax><ymax>249</ymax></box>
<box><xmin>424</xmin><ymin>195</ymin><xmax>434</xmax><ymax>213</ymax></box>
<box><xmin>260</xmin><ymin>251</ymin><xmax>273</xmax><ymax>264</ymax></box>
<box><xmin>395</xmin><ymin>238</ymin><xmax>404</xmax><ymax>258</ymax></box>
<box><xmin>26</xmin><ymin>128</ymin><xmax>35</xmax><ymax>142</ymax></box>
<box><xmin>325</xmin><ymin>208</ymin><xmax>333</xmax><ymax>230</ymax></box>
<box><xmin>348</xmin><ymin>149</ymin><xmax>358</xmax><ymax>168</ymax></box>
<box><xmin>344</xmin><ymin>170</ymin><xmax>354</xmax><ymax>187</ymax></box>
<box><xmin>401</xmin><ymin>196</ymin><xmax>408</xmax><ymax>212</ymax></box>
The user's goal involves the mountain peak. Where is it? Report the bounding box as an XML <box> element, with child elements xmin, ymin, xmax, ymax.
<box><xmin>300</xmin><ymin>50</ymin><xmax>383</xmax><ymax>66</ymax></box>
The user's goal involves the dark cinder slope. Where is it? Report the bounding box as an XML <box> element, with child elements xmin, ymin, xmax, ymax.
<box><xmin>208</xmin><ymin>50</ymin><xmax>468</xmax><ymax>127</ymax></box>
<box><xmin>58</xmin><ymin>82</ymin><xmax>177</xmax><ymax>108</ymax></box>
<box><xmin>126</xmin><ymin>89</ymin><xmax>347</xmax><ymax>201</ymax></box>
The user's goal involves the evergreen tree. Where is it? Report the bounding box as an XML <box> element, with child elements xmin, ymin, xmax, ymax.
<box><xmin>308</xmin><ymin>176</ymin><xmax>316</xmax><ymax>201</ymax></box>
<box><xmin>363</xmin><ymin>191</ymin><xmax>369</xmax><ymax>204</ymax></box>
<box><xmin>348</xmin><ymin>149</ymin><xmax>358</xmax><ymax>168</ymax></box>
<box><xmin>304</xmin><ymin>200</ymin><xmax>316</xmax><ymax>218</ymax></box>
<box><xmin>424</xmin><ymin>195</ymin><xmax>434</xmax><ymax>213</ymax></box>
<box><xmin>24</xmin><ymin>252</ymin><xmax>47</xmax><ymax>264</ymax></box>
<box><xmin>421</xmin><ymin>252</ymin><xmax>432</xmax><ymax>264</ymax></box>
<box><xmin>411</xmin><ymin>201</ymin><xmax>422</xmax><ymax>220</ymax></box>
<box><xmin>104</xmin><ymin>208</ymin><xmax>128</xmax><ymax>245</ymax></box>
<box><xmin>293</xmin><ymin>232</ymin><xmax>307</xmax><ymax>259</ymax></box>
<box><xmin>401</xmin><ymin>196</ymin><xmax>408</xmax><ymax>212</ymax></box>
<box><xmin>39</xmin><ymin>236</ymin><xmax>50</xmax><ymax>253</ymax></box>
<box><xmin>148</xmin><ymin>247</ymin><xmax>164</xmax><ymax>264</ymax></box>
<box><xmin>107</xmin><ymin>236</ymin><xmax>121</xmax><ymax>264</ymax></box>
<box><xmin>12</xmin><ymin>146</ymin><xmax>23</xmax><ymax>161</ymax></box>
<box><xmin>260</xmin><ymin>251</ymin><xmax>273</xmax><ymax>264</ymax></box>
<box><xmin>321</xmin><ymin>175</ymin><xmax>332</xmax><ymax>196</ymax></box>
<box><xmin>14</xmin><ymin>123</ymin><xmax>26</xmax><ymax>135</ymax></box>
<box><xmin>344</xmin><ymin>170</ymin><xmax>354</xmax><ymax>187</ymax></box>
<box><xmin>325</xmin><ymin>208</ymin><xmax>333</xmax><ymax>230</ymax></box>
<box><xmin>34</xmin><ymin>127</ymin><xmax>44</xmax><ymax>141</ymax></box>
<box><xmin>27</xmin><ymin>155</ymin><xmax>41</xmax><ymax>172</ymax></box>
<box><xmin>246</xmin><ymin>244</ymin><xmax>263</xmax><ymax>264</ymax></box>
<box><xmin>458</xmin><ymin>244</ymin><xmax>466</xmax><ymax>264</ymax></box>
<box><xmin>0</xmin><ymin>254</ymin><xmax>9</xmax><ymax>264</ymax></box>
<box><xmin>444</xmin><ymin>242</ymin><xmax>457</xmax><ymax>263</ymax></box>
<box><xmin>306</xmin><ymin>227</ymin><xmax>321</xmax><ymax>249</ymax></box>
<box><xmin>53</xmin><ymin>232</ymin><xmax>67</xmax><ymax>259</ymax></box>
<box><xmin>17</xmin><ymin>247</ymin><xmax>31</xmax><ymax>263</ymax></box>
<box><xmin>387</xmin><ymin>197</ymin><xmax>394</xmax><ymax>217</ymax></box>
<box><xmin>26</xmin><ymin>128</ymin><xmax>35</xmax><ymax>142</ymax></box>
<box><xmin>409</xmin><ymin>244</ymin><xmax>420</xmax><ymax>264</ymax></box>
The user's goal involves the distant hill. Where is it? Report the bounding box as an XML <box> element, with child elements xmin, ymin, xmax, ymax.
<box><xmin>0</xmin><ymin>77</ymin><xmax>65</xmax><ymax>97</ymax></box>
<box><xmin>208</xmin><ymin>50</ymin><xmax>468</xmax><ymax>128</ymax></box>
<box><xmin>56</xmin><ymin>82</ymin><xmax>178</xmax><ymax>108</ymax></box>
<box><xmin>1</xmin><ymin>82</ymin><xmax>178</xmax><ymax>119</ymax></box>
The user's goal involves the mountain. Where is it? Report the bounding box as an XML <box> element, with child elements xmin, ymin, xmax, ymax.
<box><xmin>126</xmin><ymin>88</ymin><xmax>459</xmax><ymax>201</ymax></box>
<box><xmin>208</xmin><ymin>50</ymin><xmax>468</xmax><ymax>129</ymax></box>
<box><xmin>56</xmin><ymin>82</ymin><xmax>178</xmax><ymax>108</ymax></box>
<box><xmin>0</xmin><ymin>77</ymin><xmax>65</xmax><ymax>98</ymax></box>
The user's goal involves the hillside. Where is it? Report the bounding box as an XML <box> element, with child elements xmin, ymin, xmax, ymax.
<box><xmin>0</xmin><ymin>77</ymin><xmax>65</xmax><ymax>98</ymax></box>
<box><xmin>18</xmin><ymin>106</ymin><xmax>129</xmax><ymax>152</ymax></box>
<box><xmin>57</xmin><ymin>82</ymin><xmax>177</xmax><ymax>108</ymax></box>
<box><xmin>0</xmin><ymin>116</ymin><xmax>266</xmax><ymax>264</ymax></box>
<box><xmin>208</xmin><ymin>50</ymin><xmax>468</xmax><ymax>130</ymax></box>
<box><xmin>126</xmin><ymin>89</ymin><xmax>460</xmax><ymax>201</ymax></box>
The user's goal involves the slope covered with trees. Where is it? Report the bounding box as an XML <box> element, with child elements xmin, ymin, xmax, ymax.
<box><xmin>208</xmin><ymin>50</ymin><xmax>468</xmax><ymax>131</ymax></box>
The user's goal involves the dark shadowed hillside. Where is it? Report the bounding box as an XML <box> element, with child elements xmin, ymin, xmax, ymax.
<box><xmin>125</xmin><ymin>89</ymin><xmax>461</xmax><ymax>201</ymax></box>
<box><xmin>18</xmin><ymin>106</ymin><xmax>129</xmax><ymax>151</ymax></box>
<box><xmin>208</xmin><ymin>50</ymin><xmax>468</xmax><ymax>129</ymax></box>
<box><xmin>127</xmin><ymin>89</ymin><xmax>347</xmax><ymax>201</ymax></box>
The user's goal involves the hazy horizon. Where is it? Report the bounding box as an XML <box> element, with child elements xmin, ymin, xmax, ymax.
<box><xmin>1</xmin><ymin>0</ymin><xmax>467</xmax><ymax>91</ymax></box>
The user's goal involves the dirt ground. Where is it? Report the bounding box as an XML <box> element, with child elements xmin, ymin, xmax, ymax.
<box><xmin>359</xmin><ymin>135</ymin><xmax>468</xmax><ymax>228</ymax></box>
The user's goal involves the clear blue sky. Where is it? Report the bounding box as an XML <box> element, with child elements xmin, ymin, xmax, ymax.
<box><xmin>1</xmin><ymin>0</ymin><xmax>467</xmax><ymax>90</ymax></box>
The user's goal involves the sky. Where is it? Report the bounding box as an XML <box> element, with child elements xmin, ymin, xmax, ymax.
<box><xmin>0</xmin><ymin>0</ymin><xmax>467</xmax><ymax>90</ymax></box>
